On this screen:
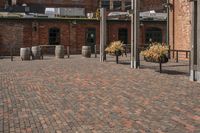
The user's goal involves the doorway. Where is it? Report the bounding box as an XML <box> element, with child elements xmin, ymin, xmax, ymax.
<box><xmin>85</xmin><ymin>28</ymin><xmax>96</xmax><ymax>53</ymax></box>
<box><xmin>145</xmin><ymin>27</ymin><xmax>162</xmax><ymax>44</ymax></box>
<box><xmin>118</xmin><ymin>28</ymin><xmax>128</xmax><ymax>44</ymax></box>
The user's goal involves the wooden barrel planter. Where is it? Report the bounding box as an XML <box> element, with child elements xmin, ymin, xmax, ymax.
<box><xmin>31</xmin><ymin>46</ymin><xmax>41</xmax><ymax>60</ymax></box>
<box><xmin>82</xmin><ymin>46</ymin><xmax>91</xmax><ymax>58</ymax></box>
<box><xmin>55</xmin><ymin>45</ymin><xmax>65</xmax><ymax>58</ymax></box>
<box><xmin>20</xmin><ymin>48</ymin><xmax>31</xmax><ymax>61</ymax></box>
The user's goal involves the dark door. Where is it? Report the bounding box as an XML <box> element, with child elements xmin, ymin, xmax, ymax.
<box><xmin>86</xmin><ymin>28</ymin><xmax>96</xmax><ymax>53</ymax></box>
<box><xmin>118</xmin><ymin>28</ymin><xmax>128</xmax><ymax>44</ymax></box>
<box><xmin>145</xmin><ymin>28</ymin><xmax>162</xmax><ymax>44</ymax></box>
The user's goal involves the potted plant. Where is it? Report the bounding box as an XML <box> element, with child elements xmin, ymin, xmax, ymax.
<box><xmin>141</xmin><ymin>42</ymin><xmax>169</xmax><ymax>72</ymax></box>
<box><xmin>105</xmin><ymin>41</ymin><xmax>125</xmax><ymax>64</ymax></box>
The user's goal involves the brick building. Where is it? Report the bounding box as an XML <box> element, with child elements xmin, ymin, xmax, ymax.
<box><xmin>1</xmin><ymin>0</ymin><xmax>166</xmax><ymax>12</ymax></box>
<box><xmin>0</xmin><ymin>0</ymin><xmax>98</xmax><ymax>12</ymax></box>
<box><xmin>169</xmin><ymin>0</ymin><xmax>192</xmax><ymax>58</ymax></box>
<box><xmin>0</xmin><ymin>1</ymin><xmax>4</xmax><ymax>8</ymax></box>
<box><xmin>17</xmin><ymin>0</ymin><xmax>98</xmax><ymax>12</ymax></box>
<box><xmin>0</xmin><ymin>0</ymin><xmax>167</xmax><ymax>55</ymax></box>
<box><xmin>0</xmin><ymin>17</ymin><xmax>166</xmax><ymax>55</ymax></box>
<box><xmin>100</xmin><ymin>0</ymin><xmax>166</xmax><ymax>12</ymax></box>
<box><xmin>141</xmin><ymin>0</ymin><xmax>166</xmax><ymax>12</ymax></box>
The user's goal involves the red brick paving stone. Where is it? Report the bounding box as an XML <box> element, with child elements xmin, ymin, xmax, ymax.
<box><xmin>171</xmin><ymin>116</ymin><xmax>196</xmax><ymax>133</ymax></box>
<box><xmin>0</xmin><ymin>55</ymin><xmax>200</xmax><ymax>132</ymax></box>
<box><xmin>156</xmin><ymin>129</ymin><xmax>165</xmax><ymax>133</ymax></box>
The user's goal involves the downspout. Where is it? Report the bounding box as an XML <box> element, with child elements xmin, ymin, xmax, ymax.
<box><xmin>167</xmin><ymin>0</ymin><xmax>169</xmax><ymax>45</ymax></box>
<box><xmin>172</xmin><ymin>0</ymin><xmax>175</xmax><ymax>58</ymax></box>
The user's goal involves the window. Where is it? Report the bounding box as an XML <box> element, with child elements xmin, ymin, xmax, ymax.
<box><xmin>85</xmin><ymin>28</ymin><xmax>96</xmax><ymax>53</ymax></box>
<box><xmin>49</xmin><ymin>28</ymin><xmax>60</xmax><ymax>45</ymax></box>
<box><xmin>113</xmin><ymin>1</ymin><xmax>121</xmax><ymax>10</ymax></box>
<box><xmin>125</xmin><ymin>2</ymin><xmax>131</xmax><ymax>10</ymax></box>
<box><xmin>145</xmin><ymin>28</ymin><xmax>162</xmax><ymax>44</ymax></box>
<box><xmin>101</xmin><ymin>0</ymin><xmax>110</xmax><ymax>10</ymax></box>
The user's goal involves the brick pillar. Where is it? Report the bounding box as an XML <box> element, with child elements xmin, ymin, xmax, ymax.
<box><xmin>140</xmin><ymin>23</ymin><xmax>145</xmax><ymax>47</ymax></box>
<box><xmin>31</xmin><ymin>21</ymin><xmax>39</xmax><ymax>46</ymax></box>
<box><xmin>69</xmin><ymin>24</ymin><xmax>77</xmax><ymax>54</ymax></box>
<box><xmin>99</xmin><ymin>0</ymin><xmax>102</xmax><ymax>8</ymax></box>
<box><xmin>110</xmin><ymin>0</ymin><xmax>113</xmax><ymax>10</ymax></box>
<box><xmin>121</xmin><ymin>0</ymin><xmax>125</xmax><ymax>11</ymax></box>
<box><xmin>0</xmin><ymin>0</ymin><xmax>5</xmax><ymax>8</ymax></box>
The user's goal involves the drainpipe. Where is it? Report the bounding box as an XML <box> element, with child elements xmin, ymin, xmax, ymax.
<box><xmin>172</xmin><ymin>0</ymin><xmax>175</xmax><ymax>58</ymax></box>
<box><xmin>167</xmin><ymin>0</ymin><xmax>169</xmax><ymax>46</ymax></box>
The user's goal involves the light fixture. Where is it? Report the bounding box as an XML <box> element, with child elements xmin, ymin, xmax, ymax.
<box><xmin>163</xmin><ymin>3</ymin><xmax>173</xmax><ymax>10</ymax></box>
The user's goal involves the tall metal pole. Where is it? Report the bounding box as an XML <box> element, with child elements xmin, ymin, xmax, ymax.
<box><xmin>131</xmin><ymin>0</ymin><xmax>134</xmax><ymax>68</ymax></box>
<box><xmin>134</xmin><ymin>0</ymin><xmax>140</xmax><ymax>68</ymax></box>
<box><xmin>166</xmin><ymin>0</ymin><xmax>170</xmax><ymax>46</ymax></box>
<box><xmin>100</xmin><ymin>8</ymin><xmax>106</xmax><ymax>62</ymax></box>
<box><xmin>100</xmin><ymin>9</ymin><xmax>103</xmax><ymax>62</ymax></box>
<box><xmin>190</xmin><ymin>0</ymin><xmax>197</xmax><ymax>81</ymax></box>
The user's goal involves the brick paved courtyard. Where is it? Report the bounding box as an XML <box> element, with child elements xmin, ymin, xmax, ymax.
<box><xmin>0</xmin><ymin>55</ymin><xmax>200</xmax><ymax>133</ymax></box>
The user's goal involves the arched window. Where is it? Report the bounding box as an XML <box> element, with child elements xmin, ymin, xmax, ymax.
<box><xmin>49</xmin><ymin>28</ymin><xmax>60</xmax><ymax>45</ymax></box>
<box><xmin>145</xmin><ymin>27</ymin><xmax>162</xmax><ymax>44</ymax></box>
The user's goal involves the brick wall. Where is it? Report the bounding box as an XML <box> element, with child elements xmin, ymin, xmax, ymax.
<box><xmin>107</xmin><ymin>21</ymin><xmax>131</xmax><ymax>44</ymax></box>
<box><xmin>0</xmin><ymin>21</ymin><xmax>24</xmax><ymax>56</ymax></box>
<box><xmin>0</xmin><ymin>18</ymin><xmax>166</xmax><ymax>55</ymax></box>
<box><xmin>169</xmin><ymin>0</ymin><xmax>192</xmax><ymax>58</ymax></box>
<box><xmin>141</xmin><ymin>0</ymin><xmax>166</xmax><ymax>12</ymax></box>
<box><xmin>75</xmin><ymin>22</ymin><xmax>100</xmax><ymax>53</ymax></box>
<box><xmin>140</xmin><ymin>22</ymin><xmax>167</xmax><ymax>45</ymax></box>
<box><xmin>100</xmin><ymin>0</ymin><xmax>165</xmax><ymax>12</ymax></box>
<box><xmin>0</xmin><ymin>19</ymin><xmax>101</xmax><ymax>55</ymax></box>
<box><xmin>0</xmin><ymin>1</ymin><xmax>4</xmax><ymax>8</ymax></box>
<box><xmin>21</xmin><ymin>21</ymin><xmax>99</xmax><ymax>53</ymax></box>
<box><xmin>0</xmin><ymin>0</ymin><xmax>166</xmax><ymax>12</ymax></box>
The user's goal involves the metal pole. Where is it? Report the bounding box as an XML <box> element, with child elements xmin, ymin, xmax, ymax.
<box><xmin>176</xmin><ymin>51</ymin><xmax>178</xmax><ymax>63</ymax></box>
<box><xmin>190</xmin><ymin>1</ymin><xmax>196</xmax><ymax>81</ymax></box>
<box><xmin>94</xmin><ymin>45</ymin><xmax>97</xmax><ymax>58</ymax></box>
<box><xmin>10</xmin><ymin>45</ymin><xmax>13</xmax><ymax>61</ymax></box>
<box><xmin>166</xmin><ymin>0</ymin><xmax>171</xmax><ymax>60</ymax></box>
<box><xmin>133</xmin><ymin>0</ymin><xmax>140</xmax><ymax>68</ymax></box>
<box><xmin>67</xmin><ymin>46</ymin><xmax>70</xmax><ymax>58</ymax></box>
<box><xmin>167</xmin><ymin>0</ymin><xmax>170</xmax><ymax>46</ymax></box>
<box><xmin>131</xmin><ymin>0</ymin><xmax>134</xmax><ymax>68</ymax></box>
<box><xmin>100</xmin><ymin>9</ymin><xmax>102</xmax><ymax>62</ymax></box>
<box><xmin>100</xmin><ymin>8</ymin><xmax>106</xmax><ymax>62</ymax></box>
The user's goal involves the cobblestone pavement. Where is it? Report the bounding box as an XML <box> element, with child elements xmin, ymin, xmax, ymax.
<box><xmin>0</xmin><ymin>55</ymin><xmax>200</xmax><ymax>133</ymax></box>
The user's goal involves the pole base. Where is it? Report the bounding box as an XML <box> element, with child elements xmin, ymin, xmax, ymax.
<box><xmin>190</xmin><ymin>70</ymin><xmax>200</xmax><ymax>83</ymax></box>
<box><xmin>131</xmin><ymin>60</ymin><xmax>140</xmax><ymax>69</ymax></box>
